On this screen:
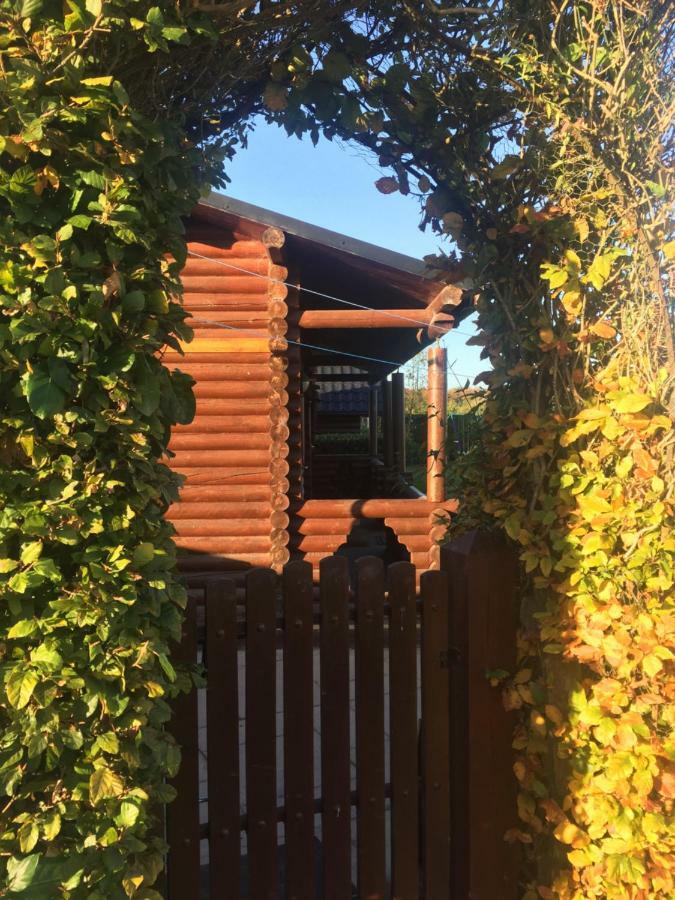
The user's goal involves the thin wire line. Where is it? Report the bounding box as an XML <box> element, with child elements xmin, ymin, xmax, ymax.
<box><xmin>186</xmin><ymin>314</ymin><xmax>475</xmax><ymax>378</ymax></box>
<box><xmin>186</xmin><ymin>249</ymin><xmax>474</xmax><ymax>338</ymax></box>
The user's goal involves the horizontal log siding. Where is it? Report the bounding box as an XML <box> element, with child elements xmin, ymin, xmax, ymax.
<box><xmin>167</xmin><ymin>233</ymin><xmax>283</xmax><ymax>575</ymax></box>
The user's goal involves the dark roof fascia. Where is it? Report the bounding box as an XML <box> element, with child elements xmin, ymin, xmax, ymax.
<box><xmin>195</xmin><ymin>192</ymin><xmax>432</xmax><ymax>280</ymax></box>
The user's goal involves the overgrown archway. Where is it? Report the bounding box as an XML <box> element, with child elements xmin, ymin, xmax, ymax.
<box><xmin>1</xmin><ymin>2</ymin><xmax>672</xmax><ymax>897</ymax></box>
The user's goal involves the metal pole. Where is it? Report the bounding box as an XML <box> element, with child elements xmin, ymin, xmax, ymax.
<box><xmin>426</xmin><ymin>346</ymin><xmax>447</xmax><ymax>502</ymax></box>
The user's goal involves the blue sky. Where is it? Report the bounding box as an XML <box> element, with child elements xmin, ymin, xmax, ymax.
<box><xmin>222</xmin><ymin>121</ymin><xmax>485</xmax><ymax>384</ymax></box>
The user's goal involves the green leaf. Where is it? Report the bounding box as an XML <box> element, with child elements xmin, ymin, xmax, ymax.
<box><xmin>117</xmin><ymin>799</ymin><xmax>140</xmax><ymax>828</ymax></box>
<box><xmin>89</xmin><ymin>767</ymin><xmax>124</xmax><ymax>806</ymax></box>
<box><xmin>20</xmin><ymin>540</ymin><xmax>43</xmax><ymax>565</ymax></box>
<box><xmin>132</xmin><ymin>542</ymin><xmax>155</xmax><ymax>568</ymax></box>
<box><xmin>23</xmin><ymin>360</ymin><xmax>71</xmax><ymax>419</ymax></box>
<box><xmin>6</xmin><ymin>854</ymin><xmax>40</xmax><ymax>893</ymax></box>
<box><xmin>20</xmin><ymin>0</ymin><xmax>44</xmax><ymax>17</ymax></box>
<box><xmin>6</xmin><ymin>668</ymin><xmax>39</xmax><ymax>709</ymax></box>
<box><xmin>96</xmin><ymin>733</ymin><xmax>120</xmax><ymax>755</ymax></box>
<box><xmin>7</xmin><ymin>620</ymin><xmax>38</xmax><ymax>639</ymax></box>
<box><xmin>18</xmin><ymin>822</ymin><xmax>39</xmax><ymax>854</ymax></box>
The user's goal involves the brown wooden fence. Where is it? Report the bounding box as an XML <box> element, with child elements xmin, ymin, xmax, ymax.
<box><xmin>165</xmin><ymin>535</ymin><xmax>519</xmax><ymax>900</ymax></box>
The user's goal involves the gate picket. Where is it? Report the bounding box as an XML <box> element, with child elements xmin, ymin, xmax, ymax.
<box><xmin>166</xmin><ymin>597</ymin><xmax>200</xmax><ymax>899</ymax></box>
<box><xmin>355</xmin><ymin>557</ymin><xmax>386</xmax><ymax>899</ymax></box>
<box><xmin>420</xmin><ymin>570</ymin><xmax>451</xmax><ymax>900</ymax></box>
<box><xmin>283</xmin><ymin>561</ymin><xmax>316</xmax><ymax>900</ymax></box>
<box><xmin>205</xmin><ymin>579</ymin><xmax>240</xmax><ymax>899</ymax></box>
<box><xmin>388</xmin><ymin>561</ymin><xmax>419</xmax><ymax>900</ymax></box>
<box><xmin>319</xmin><ymin>556</ymin><xmax>352</xmax><ymax>900</ymax></box>
<box><xmin>245</xmin><ymin>568</ymin><xmax>278</xmax><ymax>900</ymax></box>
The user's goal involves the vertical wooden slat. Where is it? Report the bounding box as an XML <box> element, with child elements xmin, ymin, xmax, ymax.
<box><xmin>283</xmin><ymin>561</ymin><xmax>316</xmax><ymax>900</ymax></box>
<box><xmin>355</xmin><ymin>557</ymin><xmax>386</xmax><ymax>900</ymax></box>
<box><xmin>166</xmin><ymin>597</ymin><xmax>200</xmax><ymax>899</ymax></box>
<box><xmin>442</xmin><ymin>533</ymin><xmax>520</xmax><ymax>900</ymax></box>
<box><xmin>246</xmin><ymin>568</ymin><xmax>278</xmax><ymax>900</ymax></box>
<box><xmin>420</xmin><ymin>570</ymin><xmax>451</xmax><ymax>900</ymax></box>
<box><xmin>388</xmin><ymin>562</ymin><xmax>419</xmax><ymax>900</ymax></box>
<box><xmin>319</xmin><ymin>556</ymin><xmax>352</xmax><ymax>900</ymax></box>
<box><xmin>206</xmin><ymin>579</ymin><xmax>240</xmax><ymax>900</ymax></box>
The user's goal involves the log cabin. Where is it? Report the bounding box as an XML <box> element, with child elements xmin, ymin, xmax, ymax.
<box><xmin>165</xmin><ymin>194</ymin><xmax>470</xmax><ymax>584</ymax></box>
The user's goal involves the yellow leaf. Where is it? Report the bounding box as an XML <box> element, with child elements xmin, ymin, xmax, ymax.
<box><xmin>554</xmin><ymin>820</ymin><xmax>585</xmax><ymax>846</ymax></box>
<box><xmin>574</xmin><ymin>219</ymin><xmax>589</xmax><ymax>243</ymax></box>
<box><xmin>577</xmin><ymin>493</ymin><xmax>611</xmax><ymax>518</ymax></box>
<box><xmin>565</xmin><ymin>249</ymin><xmax>581</xmax><ymax>269</ymax></box>
<box><xmin>590</xmin><ymin>320</ymin><xmax>616</xmax><ymax>340</ymax></box>
<box><xmin>610</xmin><ymin>393</ymin><xmax>652</xmax><ymax>414</ymax></box>
<box><xmin>89</xmin><ymin>767</ymin><xmax>124</xmax><ymax>806</ymax></box>
<box><xmin>642</xmin><ymin>654</ymin><xmax>662</xmax><ymax>677</ymax></box>
<box><xmin>663</xmin><ymin>239</ymin><xmax>675</xmax><ymax>261</ymax></box>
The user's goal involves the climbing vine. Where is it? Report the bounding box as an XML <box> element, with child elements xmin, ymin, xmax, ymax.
<box><xmin>267</xmin><ymin>2</ymin><xmax>674</xmax><ymax>895</ymax></box>
<box><xmin>1</xmin><ymin>0</ymin><xmax>672</xmax><ymax>897</ymax></box>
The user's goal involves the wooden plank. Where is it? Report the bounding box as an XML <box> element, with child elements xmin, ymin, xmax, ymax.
<box><xmin>181</xmin><ymin>338</ymin><xmax>271</xmax><ymax>354</ymax></box>
<box><xmin>245</xmin><ymin>568</ymin><xmax>278</xmax><ymax>900</ymax></box>
<box><xmin>355</xmin><ymin>557</ymin><xmax>386</xmax><ymax>900</ymax></box>
<box><xmin>388</xmin><ymin>562</ymin><xmax>420</xmax><ymax>900</ymax></box>
<box><xmin>166</xmin><ymin>598</ymin><xmax>200</xmax><ymax>899</ymax></box>
<box><xmin>283</xmin><ymin>562</ymin><xmax>316</xmax><ymax>900</ymax></box>
<box><xmin>205</xmin><ymin>580</ymin><xmax>240</xmax><ymax>900</ymax></box>
<box><xmin>441</xmin><ymin>533</ymin><xmax>520</xmax><ymax>900</ymax></box>
<box><xmin>319</xmin><ymin>556</ymin><xmax>352</xmax><ymax>900</ymax></box>
<box><xmin>420</xmin><ymin>570</ymin><xmax>451</xmax><ymax>900</ymax></box>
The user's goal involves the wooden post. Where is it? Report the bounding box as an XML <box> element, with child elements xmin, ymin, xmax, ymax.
<box><xmin>441</xmin><ymin>532</ymin><xmax>520</xmax><ymax>900</ymax></box>
<box><xmin>392</xmin><ymin>372</ymin><xmax>405</xmax><ymax>474</ymax></box>
<box><xmin>426</xmin><ymin>345</ymin><xmax>447</xmax><ymax>502</ymax></box>
<box><xmin>369</xmin><ymin>384</ymin><xmax>379</xmax><ymax>458</ymax></box>
<box><xmin>383</xmin><ymin>379</ymin><xmax>394</xmax><ymax>469</ymax></box>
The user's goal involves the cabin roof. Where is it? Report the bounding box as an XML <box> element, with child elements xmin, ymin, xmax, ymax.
<box><xmin>191</xmin><ymin>192</ymin><xmax>470</xmax><ymax>378</ymax></box>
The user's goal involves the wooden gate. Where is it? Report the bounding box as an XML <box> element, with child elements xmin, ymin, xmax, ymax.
<box><xmin>165</xmin><ymin>535</ymin><xmax>520</xmax><ymax>900</ymax></box>
<box><xmin>166</xmin><ymin>556</ymin><xmax>452</xmax><ymax>899</ymax></box>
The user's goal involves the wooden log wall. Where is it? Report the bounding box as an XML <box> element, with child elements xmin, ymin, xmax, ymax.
<box><xmin>294</xmin><ymin>498</ymin><xmax>459</xmax><ymax>581</ymax></box>
<box><xmin>165</xmin><ymin>225</ymin><xmax>292</xmax><ymax>578</ymax></box>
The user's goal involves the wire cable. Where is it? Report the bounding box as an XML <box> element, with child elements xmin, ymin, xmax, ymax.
<box><xmin>185</xmin><ymin>314</ymin><xmax>475</xmax><ymax>379</ymax></box>
<box><xmin>186</xmin><ymin>249</ymin><xmax>475</xmax><ymax>338</ymax></box>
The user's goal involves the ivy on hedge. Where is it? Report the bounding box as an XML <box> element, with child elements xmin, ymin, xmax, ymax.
<box><xmin>0</xmin><ymin>3</ymin><xmax>211</xmax><ymax>896</ymax></box>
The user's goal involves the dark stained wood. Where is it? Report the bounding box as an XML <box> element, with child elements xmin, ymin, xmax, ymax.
<box><xmin>166</xmin><ymin>598</ymin><xmax>200</xmax><ymax>899</ymax></box>
<box><xmin>420</xmin><ymin>570</ymin><xmax>451</xmax><ymax>900</ymax></box>
<box><xmin>392</xmin><ymin>372</ymin><xmax>406</xmax><ymax>474</ymax></box>
<box><xmin>441</xmin><ymin>533</ymin><xmax>520</xmax><ymax>900</ymax></box>
<box><xmin>283</xmin><ymin>562</ymin><xmax>316</xmax><ymax>900</ymax></box>
<box><xmin>355</xmin><ymin>557</ymin><xmax>386</xmax><ymax>900</ymax></box>
<box><xmin>388</xmin><ymin>562</ymin><xmax>419</xmax><ymax>900</ymax></box>
<box><xmin>245</xmin><ymin>568</ymin><xmax>278</xmax><ymax>900</ymax></box>
<box><xmin>205</xmin><ymin>580</ymin><xmax>240</xmax><ymax>900</ymax></box>
<box><xmin>369</xmin><ymin>384</ymin><xmax>378</xmax><ymax>457</ymax></box>
<box><xmin>319</xmin><ymin>556</ymin><xmax>352</xmax><ymax>900</ymax></box>
<box><xmin>383</xmin><ymin>379</ymin><xmax>394</xmax><ymax>468</ymax></box>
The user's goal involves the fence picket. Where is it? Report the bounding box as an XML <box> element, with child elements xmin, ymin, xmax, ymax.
<box><xmin>355</xmin><ymin>557</ymin><xmax>386</xmax><ymax>900</ymax></box>
<box><xmin>245</xmin><ymin>568</ymin><xmax>278</xmax><ymax>900</ymax></box>
<box><xmin>205</xmin><ymin>579</ymin><xmax>240</xmax><ymax>899</ymax></box>
<box><xmin>388</xmin><ymin>561</ymin><xmax>420</xmax><ymax>900</ymax></box>
<box><xmin>319</xmin><ymin>556</ymin><xmax>352</xmax><ymax>900</ymax></box>
<box><xmin>166</xmin><ymin>597</ymin><xmax>200</xmax><ymax>899</ymax></box>
<box><xmin>283</xmin><ymin>561</ymin><xmax>316</xmax><ymax>900</ymax></box>
<box><xmin>420</xmin><ymin>570</ymin><xmax>451</xmax><ymax>900</ymax></box>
